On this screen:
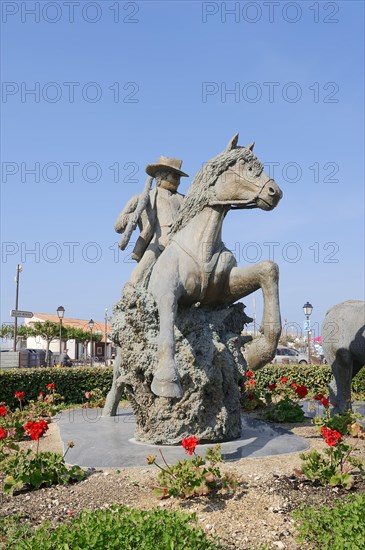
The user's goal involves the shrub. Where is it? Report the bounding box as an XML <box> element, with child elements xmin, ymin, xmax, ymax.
<box><xmin>298</xmin><ymin>402</ymin><xmax>365</xmax><ymax>489</ymax></box>
<box><xmin>148</xmin><ymin>439</ymin><xmax>237</xmax><ymax>499</ymax></box>
<box><xmin>264</xmin><ymin>395</ymin><xmax>305</xmax><ymax>423</ymax></box>
<box><xmin>293</xmin><ymin>493</ymin><xmax>365</xmax><ymax>549</ymax></box>
<box><xmin>3</xmin><ymin>449</ymin><xmax>85</xmax><ymax>495</ymax></box>
<box><xmin>0</xmin><ymin>367</ymin><xmax>117</xmax><ymax>407</ymax></box>
<box><xmin>6</xmin><ymin>506</ymin><xmax>222</xmax><ymax>550</ymax></box>
<box><xmin>255</xmin><ymin>363</ymin><xmax>365</xmax><ymax>398</ymax></box>
<box><xmin>255</xmin><ymin>364</ymin><xmax>332</xmax><ymax>395</ymax></box>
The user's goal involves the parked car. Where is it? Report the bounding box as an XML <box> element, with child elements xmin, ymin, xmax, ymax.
<box><xmin>272</xmin><ymin>346</ymin><xmax>308</xmax><ymax>365</ymax></box>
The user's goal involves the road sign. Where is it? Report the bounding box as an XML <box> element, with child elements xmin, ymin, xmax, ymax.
<box><xmin>10</xmin><ymin>310</ymin><xmax>33</xmax><ymax>318</ymax></box>
<box><xmin>303</xmin><ymin>320</ymin><xmax>311</xmax><ymax>332</ymax></box>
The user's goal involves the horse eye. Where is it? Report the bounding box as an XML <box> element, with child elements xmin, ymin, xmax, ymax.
<box><xmin>248</xmin><ymin>167</ymin><xmax>253</xmax><ymax>172</ymax></box>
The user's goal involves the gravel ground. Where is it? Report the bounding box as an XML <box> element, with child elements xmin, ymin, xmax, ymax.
<box><xmin>1</xmin><ymin>416</ymin><xmax>364</xmax><ymax>550</ymax></box>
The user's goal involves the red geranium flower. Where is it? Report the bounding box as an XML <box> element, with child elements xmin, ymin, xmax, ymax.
<box><xmin>0</xmin><ymin>405</ymin><xmax>7</xmax><ymax>417</ymax></box>
<box><xmin>291</xmin><ymin>383</ymin><xmax>298</xmax><ymax>388</ymax></box>
<box><xmin>247</xmin><ymin>379</ymin><xmax>256</xmax><ymax>386</ymax></box>
<box><xmin>46</xmin><ymin>383</ymin><xmax>55</xmax><ymax>390</ymax></box>
<box><xmin>15</xmin><ymin>391</ymin><xmax>25</xmax><ymax>400</ymax></box>
<box><xmin>279</xmin><ymin>377</ymin><xmax>288</xmax><ymax>383</ymax></box>
<box><xmin>24</xmin><ymin>419</ymin><xmax>49</xmax><ymax>441</ymax></box>
<box><xmin>320</xmin><ymin>426</ymin><xmax>331</xmax><ymax>437</ymax></box>
<box><xmin>246</xmin><ymin>370</ymin><xmax>254</xmax><ymax>378</ymax></box>
<box><xmin>0</xmin><ymin>428</ymin><xmax>7</xmax><ymax>439</ymax></box>
<box><xmin>247</xmin><ymin>394</ymin><xmax>254</xmax><ymax>400</ymax></box>
<box><xmin>314</xmin><ymin>393</ymin><xmax>324</xmax><ymax>401</ymax></box>
<box><xmin>268</xmin><ymin>383</ymin><xmax>277</xmax><ymax>391</ymax></box>
<box><xmin>182</xmin><ymin>436</ymin><xmax>199</xmax><ymax>455</ymax></box>
<box><xmin>321</xmin><ymin>397</ymin><xmax>329</xmax><ymax>407</ymax></box>
<box><xmin>320</xmin><ymin>426</ymin><xmax>341</xmax><ymax>447</ymax></box>
<box><xmin>294</xmin><ymin>385</ymin><xmax>308</xmax><ymax>399</ymax></box>
<box><xmin>325</xmin><ymin>430</ymin><xmax>342</xmax><ymax>447</ymax></box>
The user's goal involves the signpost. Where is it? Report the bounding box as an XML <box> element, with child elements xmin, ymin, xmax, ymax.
<box><xmin>10</xmin><ymin>310</ymin><xmax>33</xmax><ymax>319</ymax></box>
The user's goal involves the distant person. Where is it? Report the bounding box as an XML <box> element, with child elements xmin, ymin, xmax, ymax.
<box><xmin>59</xmin><ymin>348</ymin><xmax>73</xmax><ymax>367</ymax></box>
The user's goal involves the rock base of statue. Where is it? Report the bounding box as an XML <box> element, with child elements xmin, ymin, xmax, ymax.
<box><xmin>105</xmin><ymin>284</ymin><xmax>252</xmax><ymax>445</ymax></box>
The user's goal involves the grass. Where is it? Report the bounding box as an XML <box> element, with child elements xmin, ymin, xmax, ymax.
<box><xmin>0</xmin><ymin>506</ymin><xmax>223</xmax><ymax>550</ymax></box>
<box><xmin>293</xmin><ymin>492</ymin><xmax>365</xmax><ymax>549</ymax></box>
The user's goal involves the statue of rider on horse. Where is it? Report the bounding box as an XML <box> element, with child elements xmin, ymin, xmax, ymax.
<box><xmin>106</xmin><ymin>134</ymin><xmax>283</xmax><ymax>408</ymax></box>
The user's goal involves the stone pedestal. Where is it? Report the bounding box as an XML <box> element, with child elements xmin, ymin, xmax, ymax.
<box><xmin>107</xmin><ymin>285</ymin><xmax>251</xmax><ymax>445</ymax></box>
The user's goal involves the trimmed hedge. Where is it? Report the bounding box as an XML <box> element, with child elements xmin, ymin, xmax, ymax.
<box><xmin>255</xmin><ymin>364</ymin><xmax>365</xmax><ymax>395</ymax></box>
<box><xmin>0</xmin><ymin>367</ymin><xmax>114</xmax><ymax>407</ymax></box>
<box><xmin>0</xmin><ymin>364</ymin><xmax>363</xmax><ymax>408</ymax></box>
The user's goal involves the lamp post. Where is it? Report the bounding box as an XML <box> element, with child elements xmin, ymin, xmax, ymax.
<box><xmin>57</xmin><ymin>306</ymin><xmax>65</xmax><ymax>355</ymax></box>
<box><xmin>13</xmin><ymin>264</ymin><xmax>23</xmax><ymax>351</ymax></box>
<box><xmin>89</xmin><ymin>319</ymin><xmax>94</xmax><ymax>367</ymax></box>
<box><xmin>303</xmin><ymin>301</ymin><xmax>313</xmax><ymax>365</ymax></box>
<box><xmin>104</xmin><ymin>308</ymin><xmax>108</xmax><ymax>365</ymax></box>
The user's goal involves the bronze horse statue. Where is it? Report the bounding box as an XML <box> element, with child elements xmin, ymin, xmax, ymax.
<box><xmin>146</xmin><ymin>134</ymin><xmax>283</xmax><ymax>398</ymax></box>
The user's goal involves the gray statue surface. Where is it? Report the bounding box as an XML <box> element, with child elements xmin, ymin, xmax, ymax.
<box><xmin>322</xmin><ymin>300</ymin><xmax>365</xmax><ymax>414</ymax></box>
<box><xmin>114</xmin><ymin>156</ymin><xmax>188</xmax><ymax>288</ymax></box>
<box><xmin>104</xmin><ymin>134</ymin><xmax>283</xmax><ymax>443</ymax></box>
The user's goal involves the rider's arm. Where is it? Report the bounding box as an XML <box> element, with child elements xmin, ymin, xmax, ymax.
<box><xmin>114</xmin><ymin>194</ymin><xmax>140</xmax><ymax>234</ymax></box>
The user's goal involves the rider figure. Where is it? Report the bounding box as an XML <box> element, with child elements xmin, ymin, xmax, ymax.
<box><xmin>115</xmin><ymin>157</ymin><xmax>189</xmax><ymax>287</ymax></box>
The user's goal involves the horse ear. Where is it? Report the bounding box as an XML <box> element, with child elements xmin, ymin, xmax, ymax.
<box><xmin>226</xmin><ymin>133</ymin><xmax>239</xmax><ymax>151</ymax></box>
<box><xmin>246</xmin><ymin>142</ymin><xmax>255</xmax><ymax>151</ymax></box>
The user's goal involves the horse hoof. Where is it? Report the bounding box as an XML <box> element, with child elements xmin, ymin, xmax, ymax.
<box><xmin>151</xmin><ymin>377</ymin><xmax>183</xmax><ymax>399</ymax></box>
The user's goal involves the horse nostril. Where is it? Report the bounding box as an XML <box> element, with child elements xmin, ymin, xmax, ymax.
<box><xmin>268</xmin><ymin>186</ymin><xmax>276</xmax><ymax>196</ymax></box>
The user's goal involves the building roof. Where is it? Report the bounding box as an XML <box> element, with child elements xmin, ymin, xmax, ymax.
<box><xmin>27</xmin><ymin>314</ymin><xmax>111</xmax><ymax>334</ymax></box>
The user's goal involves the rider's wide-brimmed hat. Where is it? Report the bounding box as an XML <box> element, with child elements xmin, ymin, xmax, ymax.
<box><xmin>145</xmin><ymin>156</ymin><xmax>189</xmax><ymax>178</ymax></box>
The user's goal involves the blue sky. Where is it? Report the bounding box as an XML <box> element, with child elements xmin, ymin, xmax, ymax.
<box><xmin>1</xmin><ymin>0</ymin><xmax>364</xmax><ymax>338</ymax></box>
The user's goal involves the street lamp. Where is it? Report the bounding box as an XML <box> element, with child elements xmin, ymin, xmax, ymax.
<box><xmin>57</xmin><ymin>306</ymin><xmax>65</xmax><ymax>355</ymax></box>
<box><xmin>13</xmin><ymin>264</ymin><xmax>23</xmax><ymax>351</ymax></box>
<box><xmin>303</xmin><ymin>301</ymin><xmax>313</xmax><ymax>364</ymax></box>
<box><xmin>104</xmin><ymin>308</ymin><xmax>108</xmax><ymax>365</ymax></box>
<box><xmin>89</xmin><ymin>319</ymin><xmax>94</xmax><ymax>367</ymax></box>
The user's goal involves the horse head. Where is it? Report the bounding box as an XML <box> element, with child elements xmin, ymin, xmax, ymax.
<box><xmin>211</xmin><ymin>133</ymin><xmax>283</xmax><ymax>211</ymax></box>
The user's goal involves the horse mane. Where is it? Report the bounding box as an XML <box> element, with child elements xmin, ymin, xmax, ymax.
<box><xmin>170</xmin><ymin>145</ymin><xmax>263</xmax><ymax>235</ymax></box>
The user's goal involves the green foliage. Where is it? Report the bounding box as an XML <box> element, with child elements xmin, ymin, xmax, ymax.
<box><xmin>0</xmin><ymin>323</ymin><xmax>34</xmax><ymax>345</ymax></box>
<box><xmin>83</xmin><ymin>387</ymin><xmax>106</xmax><ymax>408</ymax></box>
<box><xmin>3</xmin><ymin>449</ymin><xmax>85</xmax><ymax>495</ymax></box>
<box><xmin>255</xmin><ymin>364</ymin><xmax>332</xmax><ymax>395</ymax></box>
<box><xmin>299</xmin><ymin>445</ymin><xmax>364</xmax><ymax>489</ymax></box>
<box><xmin>0</xmin><ymin>514</ymin><xmax>35</xmax><ymax>550</ymax></box>
<box><xmin>30</xmin><ymin>321</ymin><xmax>61</xmax><ymax>342</ymax></box>
<box><xmin>300</xmin><ymin>405</ymin><xmax>365</xmax><ymax>489</ymax></box>
<box><xmin>312</xmin><ymin>409</ymin><xmax>363</xmax><ymax>436</ymax></box>
<box><xmin>151</xmin><ymin>445</ymin><xmax>237</xmax><ymax>499</ymax></box>
<box><xmin>0</xmin><ymin>367</ymin><xmax>116</xmax><ymax>406</ymax></box>
<box><xmin>264</xmin><ymin>396</ymin><xmax>305</xmax><ymax>423</ymax></box>
<box><xmin>351</xmin><ymin>366</ymin><xmax>365</xmax><ymax>394</ymax></box>
<box><xmin>293</xmin><ymin>493</ymin><xmax>365</xmax><ymax>549</ymax></box>
<box><xmin>5</xmin><ymin>506</ymin><xmax>222</xmax><ymax>550</ymax></box>
<box><xmin>255</xmin><ymin>363</ymin><xmax>365</xmax><ymax>398</ymax></box>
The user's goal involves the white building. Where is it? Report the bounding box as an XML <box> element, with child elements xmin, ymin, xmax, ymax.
<box><xmin>25</xmin><ymin>313</ymin><xmax>113</xmax><ymax>361</ymax></box>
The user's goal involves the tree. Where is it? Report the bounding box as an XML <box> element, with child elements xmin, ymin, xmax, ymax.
<box><xmin>68</xmin><ymin>327</ymin><xmax>102</xmax><ymax>361</ymax></box>
<box><xmin>30</xmin><ymin>321</ymin><xmax>67</xmax><ymax>365</ymax></box>
<box><xmin>0</xmin><ymin>323</ymin><xmax>34</xmax><ymax>349</ymax></box>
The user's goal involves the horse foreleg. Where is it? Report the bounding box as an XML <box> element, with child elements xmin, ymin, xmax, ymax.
<box><xmin>227</xmin><ymin>261</ymin><xmax>281</xmax><ymax>370</ymax></box>
<box><xmin>329</xmin><ymin>350</ymin><xmax>353</xmax><ymax>415</ymax></box>
<box><xmin>102</xmin><ymin>347</ymin><xmax>124</xmax><ymax>416</ymax></box>
<box><xmin>150</xmin><ymin>289</ymin><xmax>183</xmax><ymax>399</ymax></box>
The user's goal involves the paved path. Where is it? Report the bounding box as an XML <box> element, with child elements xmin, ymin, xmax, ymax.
<box><xmin>56</xmin><ymin>407</ymin><xmax>309</xmax><ymax>468</ymax></box>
